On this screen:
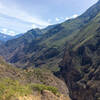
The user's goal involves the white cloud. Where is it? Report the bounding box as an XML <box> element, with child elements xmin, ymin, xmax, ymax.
<box><xmin>2</xmin><ymin>28</ymin><xmax>7</xmax><ymax>33</ymax></box>
<box><xmin>0</xmin><ymin>1</ymin><xmax>79</xmax><ymax>36</ymax></box>
<box><xmin>65</xmin><ymin>14</ymin><xmax>78</xmax><ymax>20</ymax></box>
<box><xmin>0</xmin><ymin>2</ymin><xmax>4</xmax><ymax>9</ymax></box>
<box><xmin>0</xmin><ymin>15</ymin><xmax>32</xmax><ymax>33</ymax></box>
<box><xmin>8</xmin><ymin>31</ymin><xmax>16</xmax><ymax>36</ymax></box>
<box><xmin>0</xmin><ymin>1</ymin><xmax>52</xmax><ymax>36</ymax></box>
<box><xmin>72</xmin><ymin>14</ymin><xmax>78</xmax><ymax>18</ymax></box>
<box><xmin>56</xmin><ymin>17</ymin><xmax>60</xmax><ymax>21</ymax></box>
<box><xmin>65</xmin><ymin>17</ymin><xmax>70</xmax><ymax>20</ymax></box>
<box><xmin>32</xmin><ymin>24</ymin><xmax>38</xmax><ymax>29</ymax></box>
<box><xmin>1</xmin><ymin>28</ymin><xmax>16</xmax><ymax>36</ymax></box>
<box><xmin>48</xmin><ymin>19</ymin><xmax>52</xmax><ymax>23</ymax></box>
<box><xmin>0</xmin><ymin>1</ymin><xmax>50</xmax><ymax>28</ymax></box>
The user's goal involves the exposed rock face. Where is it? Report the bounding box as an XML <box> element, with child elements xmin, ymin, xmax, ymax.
<box><xmin>59</xmin><ymin>44</ymin><xmax>100</xmax><ymax>100</ymax></box>
<box><xmin>56</xmin><ymin>2</ymin><xmax>100</xmax><ymax>98</ymax></box>
<box><xmin>41</xmin><ymin>90</ymin><xmax>71</xmax><ymax>100</ymax></box>
<box><xmin>12</xmin><ymin>90</ymin><xmax>71</xmax><ymax>100</ymax></box>
<box><xmin>1</xmin><ymin>1</ymin><xmax>100</xmax><ymax>100</ymax></box>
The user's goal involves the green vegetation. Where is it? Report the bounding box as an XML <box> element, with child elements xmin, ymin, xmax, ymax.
<box><xmin>0</xmin><ymin>78</ymin><xmax>59</xmax><ymax>100</ymax></box>
<box><xmin>31</xmin><ymin>84</ymin><xmax>59</xmax><ymax>95</ymax></box>
<box><xmin>0</xmin><ymin>78</ymin><xmax>32</xmax><ymax>100</ymax></box>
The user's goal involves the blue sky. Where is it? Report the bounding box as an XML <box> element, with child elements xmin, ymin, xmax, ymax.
<box><xmin>0</xmin><ymin>0</ymin><xmax>98</xmax><ymax>36</ymax></box>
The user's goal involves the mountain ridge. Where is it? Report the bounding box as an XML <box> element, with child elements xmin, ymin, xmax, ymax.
<box><xmin>0</xmin><ymin>0</ymin><xmax>100</xmax><ymax>69</ymax></box>
<box><xmin>0</xmin><ymin>32</ymin><xmax>13</xmax><ymax>42</ymax></box>
<box><xmin>0</xmin><ymin>1</ymin><xmax>100</xmax><ymax>100</ymax></box>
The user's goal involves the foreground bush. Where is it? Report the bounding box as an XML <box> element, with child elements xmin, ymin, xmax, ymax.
<box><xmin>0</xmin><ymin>78</ymin><xmax>59</xmax><ymax>100</ymax></box>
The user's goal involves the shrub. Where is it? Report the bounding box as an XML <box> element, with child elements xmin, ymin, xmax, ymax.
<box><xmin>31</xmin><ymin>84</ymin><xmax>59</xmax><ymax>95</ymax></box>
<box><xmin>0</xmin><ymin>78</ymin><xmax>59</xmax><ymax>100</ymax></box>
<box><xmin>0</xmin><ymin>78</ymin><xmax>32</xmax><ymax>100</ymax></box>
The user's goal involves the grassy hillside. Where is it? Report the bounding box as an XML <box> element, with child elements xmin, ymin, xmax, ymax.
<box><xmin>0</xmin><ymin>57</ymin><xmax>70</xmax><ymax>100</ymax></box>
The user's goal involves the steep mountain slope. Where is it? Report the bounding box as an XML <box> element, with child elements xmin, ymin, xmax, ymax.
<box><xmin>0</xmin><ymin>40</ymin><xmax>3</xmax><ymax>45</ymax></box>
<box><xmin>0</xmin><ymin>1</ymin><xmax>100</xmax><ymax>100</ymax></box>
<box><xmin>1</xmin><ymin>1</ymin><xmax>100</xmax><ymax>69</ymax></box>
<box><xmin>6</xmin><ymin>28</ymin><xmax>43</xmax><ymax>48</ymax></box>
<box><xmin>14</xmin><ymin>33</ymin><xmax>23</xmax><ymax>38</ymax></box>
<box><xmin>41</xmin><ymin>24</ymin><xmax>57</xmax><ymax>33</ymax></box>
<box><xmin>57</xmin><ymin>2</ymin><xmax>100</xmax><ymax>100</ymax></box>
<box><xmin>59</xmin><ymin>34</ymin><xmax>100</xmax><ymax>100</ymax></box>
<box><xmin>0</xmin><ymin>56</ymin><xmax>70</xmax><ymax>100</ymax></box>
<box><xmin>0</xmin><ymin>29</ymin><xmax>44</xmax><ymax>67</ymax></box>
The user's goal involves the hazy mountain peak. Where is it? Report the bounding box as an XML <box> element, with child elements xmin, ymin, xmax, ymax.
<box><xmin>0</xmin><ymin>32</ymin><xmax>13</xmax><ymax>42</ymax></box>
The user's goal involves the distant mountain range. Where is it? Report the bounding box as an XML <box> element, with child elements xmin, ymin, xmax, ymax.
<box><xmin>0</xmin><ymin>32</ymin><xmax>24</xmax><ymax>42</ymax></box>
<box><xmin>0</xmin><ymin>32</ymin><xmax>13</xmax><ymax>42</ymax></box>
<box><xmin>0</xmin><ymin>0</ymin><xmax>99</xmax><ymax>68</ymax></box>
<box><xmin>0</xmin><ymin>25</ymin><xmax>57</xmax><ymax>42</ymax></box>
<box><xmin>0</xmin><ymin>1</ymin><xmax>100</xmax><ymax>100</ymax></box>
